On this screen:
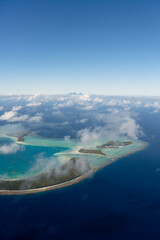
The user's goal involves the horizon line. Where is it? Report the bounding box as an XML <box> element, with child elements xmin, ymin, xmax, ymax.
<box><xmin>0</xmin><ymin>93</ymin><xmax>160</xmax><ymax>98</ymax></box>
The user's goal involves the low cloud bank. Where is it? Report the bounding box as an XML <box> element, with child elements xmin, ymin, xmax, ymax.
<box><xmin>26</xmin><ymin>102</ymin><xmax>41</xmax><ymax>107</ymax></box>
<box><xmin>28</xmin><ymin>153</ymin><xmax>89</xmax><ymax>178</ymax></box>
<box><xmin>0</xmin><ymin>111</ymin><xmax>16</xmax><ymax>121</ymax></box>
<box><xmin>55</xmin><ymin>156</ymin><xmax>89</xmax><ymax>177</ymax></box>
<box><xmin>0</xmin><ymin>95</ymin><xmax>146</xmax><ymax>143</ymax></box>
<box><xmin>7</xmin><ymin>154</ymin><xmax>90</xmax><ymax>191</ymax></box>
<box><xmin>0</xmin><ymin>110</ymin><xmax>42</xmax><ymax>123</ymax></box>
<box><xmin>78</xmin><ymin>111</ymin><xmax>143</xmax><ymax>145</ymax></box>
<box><xmin>0</xmin><ymin>143</ymin><xmax>24</xmax><ymax>154</ymax></box>
<box><xmin>28</xmin><ymin>153</ymin><xmax>58</xmax><ymax>175</ymax></box>
<box><xmin>0</xmin><ymin>124</ymin><xmax>27</xmax><ymax>137</ymax></box>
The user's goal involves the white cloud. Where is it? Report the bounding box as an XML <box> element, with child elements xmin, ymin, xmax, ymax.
<box><xmin>107</xmin><ymin>99</ymin><xmax>118</xmax><ymax>106</ymax></box>
<box><xmin>93</xmin><ymin>97</ymin><xmax>103</xmax><ymax>103</ymax></box>
<box><xmin>135</xmin><ymin>101</ymin><xmax>142</xmax><ymax>106</ymax></box>
<box><xmin>62</xmin><ymin>121</ymin><xmax>69</xmax><ymax>125</ymax></box>
<box><xmin>78</xmin><ymin>127</ymin><xmax>102</xmax><ymax>145</ymax></box>
<box><xmin>52</xmin><ymin>111</ymin><xmax>64</xmax><ymax>117</ymax></box>
<box><xmin>28</xmin><ymin>114</ymin><xmax>42</xmax><ymax>122</ymax></box>
<box><xmin>76</xmin><ymin>118</ymin><xmax>88</xmax><ymax>124</ymax></box>
<box><xmin>0</xmin><ymin>142</ymin><xmax>24</xmax><ymax>154</ymax></box>
<box><xmin>64</xmin><ymin>136</ymin><xmax>71</xmax><ymax>141</ymax></box>
<box><xmin>107</xmin><ymin>108</ymin><xmax>119</xmax><ymax>113</ymax></box>
<box><xmin>103</xmin><ymin>98</ymin><xmax>132</xmax><ymax>108</ymax></box>
<box><xmin>153</xmin><ymin>109</ymin><xmax>159</xmax><ymax>113</ymax></box>
<box><xmin>28</xmin><ymin>153</ymin><xmax>89</xmax><ymax>177</ymax></box>
<box><xmin>0</xmin><ymin>108</ymin><xmax>42</xmax><ymax>123</ymax></box>
<box><xmin>82</xmin><ymin>105</ymin><xmax>94</xmax><ymax>110</ymax></box>
<box><xmin>0</xmin><ymin>107</ymin><xmax>3</xmax><ymax>111</ymax></box>
<box><xmin>104</xmin><ymin>111</ymin><xmax>143</xmax><ymax>140</ymax></box>
<box><xmin>78</xmin><ymin>111</ymin><xmax>143</xmax><ymax>145</ymax></box>
<box><xmin>27</xmin><ymin>93</ymin><xmax>40</xmax><ymax>102</ymax></box>
<box><xmin>28</xmin><ymin>153</ymin><xmax>57</xmax><ymax>175</ymax></box>
<box><xmin>54</xmin><ymin>156</ymin><xmax>89</xmax><ymax>177</ymax></box>
<box><xmin>12</xmin><ymin>106</ymin><xmax>22</xmax><ymax>111</ymax></box>
<box><xmin>144</xmin><ymin>101</ymin><xmax>160</xmax><ymax>113</ymax></box>
<box><xmin>26</xmin><ymin>102</ymin><xmax>41</xmax><ymax>107</ymax></box>
<box><xmin>122</xmin><ymin>100</ymin><xmax>130</xmax><ymax>105</ymax></box>
<box><xmin>57</xmin><ymin>100</ymin><xmax>73</xmax><ymax>108</ymax></box>
<box><xmin>79</xmin><ymin>94</ymin><xmax>91</xmax><ymax>102</ymax></box>
<box><xmin>0</xmin><ymin>111</ymin><xmax>17</xmax><ymax>121</ymax></box>
<box><xmin>9</xmin><ymin>115</ymin><xmax>29</xmax><ymax>122</ymax></box>
<box><xmin>0</xmin><ymin>124</ymin><xmax>27</xmax><ymax>136</ymax></box>
<box><xmin>119</xmin><ymin>116</ymin><xmax>141</xmax><ymax>139</ymax></box>
<box><xmin>57</xmin><ymin>97</ymin><xmax>66</xmax><ymax>101</ymax></box>
<box><xmin>123</xmin><ymin>106</ymin><xmax>131</xmax><ymax>111</ymax></box>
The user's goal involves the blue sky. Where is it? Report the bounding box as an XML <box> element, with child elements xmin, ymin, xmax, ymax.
<box><xmin>0</xmin><ymin>0</ymin><xmax>160</xmax><ymax>95</ymax></box>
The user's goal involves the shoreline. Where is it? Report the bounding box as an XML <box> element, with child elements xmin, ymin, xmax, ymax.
<box><xmin>0</xmin><ymin>142</ymin><xmax>148</xmax><ymax>196</ymax></box>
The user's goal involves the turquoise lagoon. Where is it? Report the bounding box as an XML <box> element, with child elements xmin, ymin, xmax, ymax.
<box><xmin>0</xmin><ymin>134</ymin><xmax>147</xmax><ymax>180</ymax></box>
<box><xmin>0</xmin><ymin>136</ymin><xmax>68</xmax><ymax>179</ymax></box>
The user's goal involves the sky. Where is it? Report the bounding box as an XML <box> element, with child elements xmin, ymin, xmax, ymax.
<box><xmin>0</xmin><ymin>0</ymin><xmax>160</xmax><ymax>96</ymax></box>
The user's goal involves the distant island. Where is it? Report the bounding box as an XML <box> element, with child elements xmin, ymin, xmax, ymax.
<box><xmin>79</xmin><ymin>148</ymin><xmax>106</xmax><ymax>156</ymax></box>
<box><xmin>96</xmin><ymin>140</ymin><xmax>133</xmax><ymax>148</ymax></box>
<box><xmin>17</xmin><ymin>131</ymin><xmax>32</xmax><ymax>142</ymax></box>
<box><xmin>79</xmin><ymin>140</ymin><xmax>133</xmax><ymax>155</ymax></box>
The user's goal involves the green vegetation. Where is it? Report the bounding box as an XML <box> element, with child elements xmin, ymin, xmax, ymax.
<box><xmin>96</xmin><ymin>140</ymin><xmax>133</xmax><ymax>149</ymax></box>
<box><xmin>0</xmin><ymin>158</ymin><xmax>90</xmax><ymax>191</ymax></box>
<box><xmin>79</xmin><ymin>148</ymin><xmax>106</xmax><ymax>156</ymax></box>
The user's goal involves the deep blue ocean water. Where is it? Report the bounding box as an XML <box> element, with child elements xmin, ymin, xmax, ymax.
<box><xmin>0</xmin><ymin>111</ymin><xmax>160</xmax><ymax>240</ymax></box>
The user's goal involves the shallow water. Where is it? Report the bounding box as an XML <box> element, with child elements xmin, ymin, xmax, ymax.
<box><xmin>0</xmin><ymin>135</ymin><xmax>146</xmax><ymax>180</ymax></box>
<box><xmin>0</xmin><ymin>137</ymin><xmax>68</xmax><ymax>179</ymax></box>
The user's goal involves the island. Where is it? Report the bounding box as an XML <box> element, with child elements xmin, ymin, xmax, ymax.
<box><xmin>96</xmin><ymin>140</ymin><xmax>133</xmax><ymax>149</ymax></box>
<box><xmin>17</xmin><ymin>131</ymin><xmax>32</xmax><ymax>142</ymax></box>
<box><xmin>0</xmin><ymin>134</ymin><xmax>148</xmax><ymax>195</ymax></box>
<box><xmin>0</xmin><ymin>157</ymin><xmax>90</xmax><ymax>191</ymax></box>
<box><xmin>79</xmin><ymin>148</ymin><xmax>106</xmax><ymax>156</ymax></box>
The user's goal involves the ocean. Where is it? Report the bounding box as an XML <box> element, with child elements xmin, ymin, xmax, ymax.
<box><xmin>0</xmin><ymin>111</ymin><xmax>160</xmax><ymax>240</ymax></box>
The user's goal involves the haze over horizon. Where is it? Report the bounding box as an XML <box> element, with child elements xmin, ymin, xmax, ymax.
<box><xmin>1</xmin><ymin>0</ymin><xmax>160</xmax><ymax>95</ymax></box>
